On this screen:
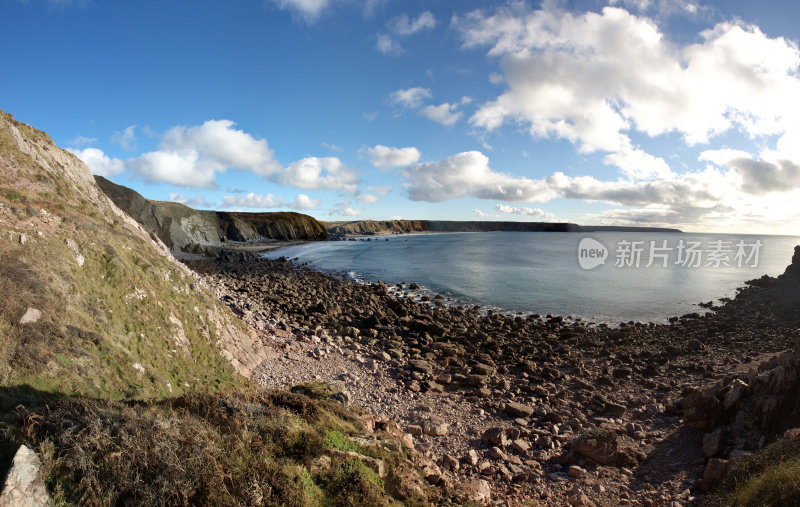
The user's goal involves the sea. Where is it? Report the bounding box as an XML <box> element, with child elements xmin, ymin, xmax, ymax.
<box><xmin>262</xmin><ymin>231</ymin><xmax>800</xmax><ymax>324</ymax></box>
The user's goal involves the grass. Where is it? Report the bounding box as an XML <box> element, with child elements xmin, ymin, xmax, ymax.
<box><xmin>701</xmin><ymin>432</ymin><xmax>800</xmax><ymax>506</ymax></box>
<box><xmin>0</xmin><ymin>389</ymin><xmax>420</xmax><ymax>506</ymax></box>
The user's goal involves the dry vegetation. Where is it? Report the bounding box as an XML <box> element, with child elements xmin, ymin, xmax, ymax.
<box><xmin>0</xmin><ymin>389</ymin><xmax>429</xmax><ymax>506</ymax></box>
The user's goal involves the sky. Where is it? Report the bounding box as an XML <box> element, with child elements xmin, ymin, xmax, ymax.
<box><xmin>2</xmin><ymin>0</ymin><xmax>800</xmax><ymax>234</ymax></box>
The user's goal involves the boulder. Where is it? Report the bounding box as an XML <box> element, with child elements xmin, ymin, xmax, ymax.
<box><xmin>504</xmin><ymin>402</ymin><xmax>534</xmax><ymax>418</ymax></box>
<box><xmin>572</xmin><ymin>428</ymin><xmax>619</xmax><ymax>465</ymax></box>
<box><xmin>0</xmin><ymin>445</ymin><xmax>50</xmax><ymax>507</ymax></box>
<box><xmin>18</xmin><ymin>308</ymin><xmax>41</xmax><ymax>325</ymax></box>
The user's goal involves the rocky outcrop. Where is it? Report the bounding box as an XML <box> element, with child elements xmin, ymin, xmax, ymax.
<box><xmin>95</xmin><ymin>176</ymin><xmax>327</xmax><ymax>252</ymax></box>
<box><xmin>0</xmin><ymin>445</ymin><xmax>50</xmax><ymax>507</ymax></box>
<box><xmin>325</xmin><ymin>219</ymin><xmax>681</xmax><ymax>236</ymax></box>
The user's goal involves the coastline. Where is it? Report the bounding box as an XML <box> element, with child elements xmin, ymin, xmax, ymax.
<box><xmin>185</xmin><ymin>247</ymin><xmax>800</xmax><ymax>505</ymax></box>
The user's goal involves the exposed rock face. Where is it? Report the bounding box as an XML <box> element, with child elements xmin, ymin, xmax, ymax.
<box><xmin>95</xmin><ymin>176</ymin><xmax>327</xmax><ymax>252</ymax></box>
<box><xmin>0</xmin><ymin>445</ymin><xmax>50</xmax><ymax>507</ymax></box>
<box><xmin>325</xmin><ymin>219</ymin><xmax>681</xmax><ymax>236</ymax></box>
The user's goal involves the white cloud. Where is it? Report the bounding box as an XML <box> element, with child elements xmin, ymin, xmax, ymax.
<box><xmin>67</xmin><ymin>147</ymin><xmax>125</xmax><ymax>178</ymax></box>
<box><xmin>367</xmin><ymin>185</ymin><xmax>393</xmax><ymax>196</ymax></box>
<box><xmin>111</xmin><ymin>125</ymin><xmax>137</xmax><ymax>151</ymax></box>
<box><xmin>221</xmin><ymin>193</ymin><xmax>283</xmax><ymax>209</ymax></box>
<box><xmin>272</xmin><ymin>0</ymin><xmax>331</xmax><ymax>22</ymax></box>
<box><xmin>168</xmin><ymin>193</ymin><xmax>211</xmax><ymax>209</ymax></box>
<box><xmin>356</xmin><ymin>193</ymin><xmax>380</xmax><ymax>204</ymax></box>
<box><xmin>454</xmin><ymin>3</ymin><xmax>800</xmax><ymax>180</ymax></box>
<box><xmin>608</xmin><ymin>0</ymin><xmax>709</xmax><ymax>18</ymax></box>
<box><xmin>376</xmin><ymin>33</ymin><xmax>404</xmax><ymax>56</ymax></box>
<box><xmin>402</xmin><ymin>151</ymin><xmax>557</xmax><ymax>202</ymax></box>
<box><xmin>377</xmin><ymin>11</ymin><xmax>436</xmax><ymax>56</ymax></box>
<box><xmin>495</xmin><ymin>203</ymin><xmax>554</xmax><ymax>219</ymax></box>
<box><xmin>390</xmin><ymin>11</ymin><xmax>436</xmax><ymax>36</ymax></box>
<box><xmin>389</xmin><ymin>87</ymin><xmax>432</xmax><ymax>109</ymax></box>
<box><xmin>288</xmin><ymin>194</ymin><xmax>321</xmax><ymax>210</ymax></box>
<box><xmin>473</xmin><ymin>209</ymin><xmax>489</xmax><ymax>217</ymax></box>
<box><xmin>332</xmin><ymin>200</ymin><xmax>360</xmax><ymax>217</ymax></box>
<box><xmin>125</xmin><ymin>119</ymin><xmax>280</xmax><ymax>188</ymax></box>
<box><xmin>419</xmin><ymin>103</ymin><xmax>462</xmax><ymax>126</ymax></box>
<box><xmin>277</xmin><ymin>156</ymin><xmax>358</xmax><ymax>194</ymax></box>
<box><xmin>67</xmin><ymin>135</ymin><xmax>96</xmax><ymax>148</ymax></box>
<box><xmin>361</xmin><ymin>145</ymin><xmax>421</xmax><ymax>169</ymax></box>
<box><xmin>604</xmin><ymin>148</ymin><xmax>674</xmax><ymax>180</ymax></box>
<box><xmin>321</xmin><ymin>141</ymin><xmax>342</xmax><ymax>151</ymax></box>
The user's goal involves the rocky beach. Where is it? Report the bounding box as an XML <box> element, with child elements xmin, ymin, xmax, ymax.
<box><xmin>184</xmin><ymin>246</ymin><xmax>800</xmax><ymax>506</ymax></box>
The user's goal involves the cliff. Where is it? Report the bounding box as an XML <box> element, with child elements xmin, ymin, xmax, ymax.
<box><xmin>325</xmin><ymin>219</ymin><xmax>681</xmax><ymax>236</ymax></box>
<box><xmin>95</xmin><ymin>176</ymin><xmax>327</xmax><ymax>252</ymax></box>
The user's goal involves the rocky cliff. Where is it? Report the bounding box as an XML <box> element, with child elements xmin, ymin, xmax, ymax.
<box><xmin>325</xmin><ymin>220</ymin><xmax>681</xmax><ymax>236</ymax></box>
<box><xmin>0</xmin><ymin>109</ymin><xmax>272</xmax><ymax>397</ymax></box>
<box><xmin>96</xmin><ymin>176</ymin><xmax>327</xmax><ymax>252</ymax></box>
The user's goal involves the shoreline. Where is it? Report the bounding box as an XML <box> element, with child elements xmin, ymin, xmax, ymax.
<box><xmin>261</xmin><ymin>238</ymin><xmax>738</xmax><ymax>327</ymax></box>
<box><xmin>185</xmin><ymin>248</ymin><xmax>800</xmax><ymax>505</ymax></box>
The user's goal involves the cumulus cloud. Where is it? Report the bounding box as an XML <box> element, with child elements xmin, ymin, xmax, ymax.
<box><xmin>390</xmin><ymin>11</ymin><xmax>436</xmax><ymax>35</ymax></box>
<box><xmin>168</xmin><ymin>193</ymin><xmax>211</xmax><ymax>209</ymax></box>
<box><xmin>332</xmin><ymin>200</ymin><xmax>360</xmax><ymax>217</ymax></box>
<box><xmin>419</xmin><ymin>103</ymin><xmax>462</xmax><ymax>126</ymax></box>
<box><xmin>288</xmin><ymin>194</ymin><xmax>321</xmax><ymax>210</ymax></box>
<box><xmin>126</xmin><ymin>119</ymin><xmax>281</xmax><ymax>187</ymax></box>
<box><xmin>473</xmin><ymin>209</ymin><xmax>489</xmax><ymax>217</ymax></box>
<box><xmin>361</xmin><ymin>145</ymin><xmax>421</xmax><ymax>169</ymax></box>
<box><xmin>221</xmin><ymin>193</ymin><xmax>283</xmax><ymax>209</ymax></box>
<box><xmin>389</xmin><ymin>87</ymin><xmax>432</xmax><ymax>109</ymax></box>
<box><xmin>272</xmin><ymin>0</ymin><xmax>331</xmax><ymax>22</ymax></box>
<box><xmin>67</xmin><ymin>135</ymin><xmax>96</xmax><ymax>148</ymax></box>
<box><xmin>376</xmin><ymin>34</ymin><xmax>404</xmax><ymax>56</ymax></box>
<box><xmin>111</xmin><ymin>125</ymin><xmax>137</xmax><ymax>151</ymax></box>
<box><xmin>277</xmin><ymin>156</ymin><xmax>358</xmax><ymax>194</ymax></box>
<box><xmin>367</xmin><ymin>185</ymin><xmax>393</xmax><ymax>196</ymax></box>
<box><xmin>402</xmin><ymin>151</ymin><xmax>557</xmax><ymax>203</ymax></box>
<box><xmin>454</xmin><ymin>3</ymin><xmax>800</xmax><ymax>179</ymax></box>
<box><xmin>377</xmin><ymin>11</ymin><xmax>436</xmax><ymax>55</ymax></box>
<box><xmin>495</xmin><ymin>203</ymin><xmax>554</xmax><ymax>219</ymax></box>
<box><xmin>67</xmin><ymin>147</ymin><xmax>125</xmax><ymax>177</ymax></box>
<box><xmin>356</xmin><ymin>193</ymin><xmax>380</xmax><ymax>204</ymax></box>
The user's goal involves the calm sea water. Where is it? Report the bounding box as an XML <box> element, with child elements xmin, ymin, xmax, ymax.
<box><xmin>263</xmin><ymin>232</ymin><xmax>800</xmax><ymax>323</ymax></box>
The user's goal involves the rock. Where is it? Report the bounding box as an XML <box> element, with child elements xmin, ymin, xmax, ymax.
<box><xmin>569</xmin><ymin>492</ymin><xmax>593</xmax><ymax>506</ymax></box>
<box><xmin>511</xmin><ymin>439</ymin><xmax>530</xmax><ymax>454</ymax></box>
<box><xmin>504</xmin><ymin>401</ymin><xmax>534</xmax><ymax>418</ymax></box>
<box><xmin>572</xmin><ymin>428</ymin><xmax>619</xmax><ymax>465</ymax></box>
<box><xmin>422</xmin><ymin>416</ymin><xmax>449</xmax><ymax>436</ymax></box>
<box><xmin>472</xmin><ymin>362</ymin><xmax>496</xmax><ymax>376</ymax></box>
<box><xmin>461</xmin><ymin>479</ymin><xmax>491</xmax><ymax>504</ymax></box>
<box><xmin>18</xmin><ymin>308</ymin><xmax>41</xmax><ymax>325</ymax></box>
<box><xmin>683</xmin><ymin>390</ymin><xmax>721</xmax><ymax>430</ymax></box>
<box><xmin>392</xmin><ymin>467</ymin><xmax>427</xmax><ymax>501</ymax></box>
<box><xmin>410</xmin><ymin>359</ymin><xmax>433</xmax><ymax>374</ymax></box>
<box><xmin>568</xmin><ymin>465</ymin><xmax>587</xmax><ymax>478</ymax></box>
<box><xmin>464</xmin><ymin>449</ymin><xmax>479</xmax><ymax>466</ymax></box>
<box><xmin>723</xmin><ymin>379</ymin><xmax>747</xmax><ymax>410</ymax></box>
<box><xmin>702</xmin><ymin>427</ymin><xmax>725</xmax><ymax>458</ymax></box>
<box><xmin>442</xmin><ymin>454</ymin><xmax>460</xmax><ymax>471</ymax></box>
<box><xmin>702</xmin><ymin>458</ymin><xmax>730</xmax><ymax>490</ymax></box>
<box><xmin>0</xmin><ymin>445</ymin><xmax>50</xmax><ymax>507</ymax></box>
<box><xmin>481</xmin><ymin>427</ymin><xmax>508</xmax><ymax>447</ymax></box>
<box><xmin>469</xmin><ymin>374</ymin><xmax>488</xmax><ymax>386</ymax></box>
<box><xmin>488</xmin><ymin>447</ymin><xmax>507</xmax><ymax>461</ymax></box>
<box><xmin>406</xmin><ymin>424</ymin><xmax>423</xmax><ymax>436</ymax></box>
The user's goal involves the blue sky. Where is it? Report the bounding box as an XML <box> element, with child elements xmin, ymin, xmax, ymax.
<box><xmin>3</xmin><ymin>0</ymin><xmax>800</xmax><ymax>233</ymax></box>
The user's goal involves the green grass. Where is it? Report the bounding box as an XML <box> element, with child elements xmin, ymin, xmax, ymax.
<box><xmin>323</xmin><ymin>430</ymin><xmax>362</xmax><ymax>453</ymax></box>
<box><xmin>0</xmin><ymin>390</ymin><xmax>422</xmax><ymax>506</ymax></box>
<box><xmin>701</xmin><ymin>433</ymin><xmax>800</xmax><ymax>507</ymax></box>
